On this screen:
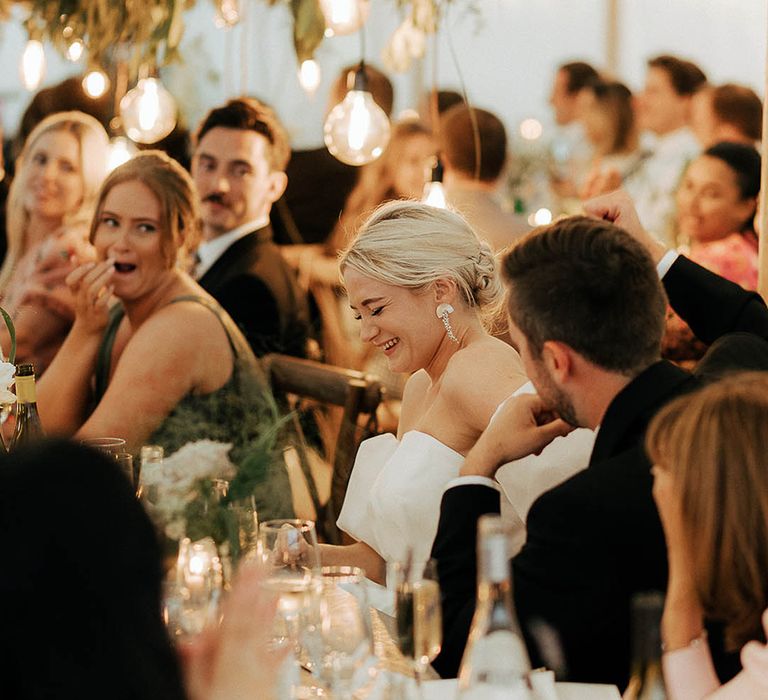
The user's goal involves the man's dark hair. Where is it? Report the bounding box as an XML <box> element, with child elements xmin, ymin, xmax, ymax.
<box><xmin>560</xmin><ymin>61</ymin><xmax>600</xmax><ymax>95</ymax></box>
<box><xmin>648</xmin><ymin>55</ymin><xmax>707</xmax><ymax>96</ymax></box>
<box><xmin>502</xmin><ymin>216</ymin><xmax>666</xmax><ymax>375</ymax></box>
<box><xmin>195</xmin><ymin>97</ymin><xmax>291</xmax><ymax>171</ymax></box>
<box><xmin>711</xmin><ymin>83</ymin><xmax>763</xmax><ymax>142</ymax></box>
<box><xmin>440</xmin><ymin>105</ymin><xmax>507</xmax><ymax>183</ymax></box>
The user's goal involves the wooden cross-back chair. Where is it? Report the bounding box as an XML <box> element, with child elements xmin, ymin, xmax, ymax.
<box><xmin>262</xmin><ymin>353</ymin><xmax>385</xmax><ymax>544</ymax></box>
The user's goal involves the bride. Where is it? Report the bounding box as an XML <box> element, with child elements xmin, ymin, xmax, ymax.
<box><xmin>321</xmin><ymin>201</ymin><xmax>527</xmax><ymax>583</ymax></box>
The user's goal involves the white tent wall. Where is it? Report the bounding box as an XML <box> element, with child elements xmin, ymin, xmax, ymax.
<box><xmin>0</xmin><ymin>1</ymin><xmax>765</xmax><ymax>148</ymax></box>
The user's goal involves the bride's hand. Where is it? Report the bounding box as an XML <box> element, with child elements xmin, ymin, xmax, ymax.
<box><xmin>67</xmin><ymin>259</ymin><xmax>115</xmax><ymax>335</ymax></box>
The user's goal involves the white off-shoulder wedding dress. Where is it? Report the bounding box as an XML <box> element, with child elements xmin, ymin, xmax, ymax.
<box><xmin>337</xmin><ymin>382</ymin><xmax>598</xmax><ymax>571</ymax></box>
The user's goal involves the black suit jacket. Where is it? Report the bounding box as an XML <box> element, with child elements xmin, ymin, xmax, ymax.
<box><xmin>197</xmin><ymin>226</ymin><xmax>309</xmax><ymax>358</ymax></box>
<box><xmin>431</xmin><ymin>255</ymin><xmax>768</xmax><ymax>688</ymax></box>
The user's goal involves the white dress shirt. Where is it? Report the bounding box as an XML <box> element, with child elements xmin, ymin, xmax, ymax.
<box><xmin>194</xmin><ymin>216</ymin><xmax>270</xmax><ymax>280</ymax></box>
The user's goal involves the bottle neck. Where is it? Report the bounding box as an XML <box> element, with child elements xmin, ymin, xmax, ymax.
<box><xmin>15</xmin><ymin>375</ymin><xmax>37</xmax><ymax>404</ymax></box>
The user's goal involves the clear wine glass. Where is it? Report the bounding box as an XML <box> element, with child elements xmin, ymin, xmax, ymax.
<box><xmin>391</xmin><ymin>558</ymin><xmax>443</xmax><ymax>695</ymax></box>
<box><xmin>305</xmin><ymin>566</ymin><xmax>374</xmax><ymax>700</ymax></box>
<box><xmin>258</xmin><ymin>519</ymin><xmax>320</xmax><ymax>650</ymax></box>
<box><xmin>175</xmin><ymin>537</ymin><xmax>223</xmax><ymax>637</ymax></box>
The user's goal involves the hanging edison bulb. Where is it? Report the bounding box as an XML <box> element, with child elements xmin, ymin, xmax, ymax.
<box><xmin>66</xmin><ymin>39</ymin><xmax>84</xmax><ymax>62</ymax></box>
<box><xmin>319</xmin><ymin>0</ymin><xmax>370</xmax><ymax>37</ymax></box>
<box><xmin>298</xmin><ymin>59</ymin><xmax>322</xmax><ymax>96</ymax></box>
<box><xmin>20</xmin><ymin>40</ymin><xmax>46</xmax><ymax>92</ymax></box>
<box><xmin>82</xmin><ymin>70</ymin><xmax>110</xmax><ymax>99</ymax></box>
<box><xmin>324</xmin><ymin>67</ymin><xmax>390</xmax><ymax>165</ymax></box>
<box><xmin>107</xmin><ymin>137</ymin><xmax>137</xmax><ymax>172</ymax></box>
<box><xmin>120</xmin><ymin>77</ymin><xmax>177</xmax><ymax>144</ymax></box>
<box><xmin>422</xmin><ymin>158</ymin><xmax>447</xmax><ymax>208</ymax></box>
<box><xmin>214</xmin><ymin>0</ymin><xmax>241</xmax><ymax>27</ymax></box>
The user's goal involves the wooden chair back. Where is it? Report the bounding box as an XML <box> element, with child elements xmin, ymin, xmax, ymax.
<box><xmin>262</xmin><ymin>353</ymin><xmax>385</xmax><ymax>543</ymax></box>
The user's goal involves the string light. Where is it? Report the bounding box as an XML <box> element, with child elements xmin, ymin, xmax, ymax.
<box><xmin>106</xmin><ymin>137</ymin><xmax>137</xmax><ymax>172</ymax></box>
<box><xmin>66</xmin><ymin>39</ymin><xmax>84</xmax><ymax>62</ymax></box>
<box><xmin>527</xmin><ymin>208</ymin><xmax>552</xmax><ymax>227</ymax></box>
<box><xmin>298</xmin><ymin>59</ymin><xmax>322</xmax><ymax>96</ymax></box>
<box><xmin>20</xmin><ymin>40</ymin><xmax>45</xmax><ymax>92</ymax></box>
<box><xmin>519</xmin><ymin>118</ymin><xmax>543</xmax><ymax>141</ymax></box>
<box><xmin>82</xmin><ymin>70</ymin><xmax>110</xmax><ymax>99</ymax></box>
<box><xmin>319</xmin><ymin>0</ymin><xmax>370</xmax><ymax>37</ymax></box>
<box><xmin>324</xmin><ymin>66</ymin><xmax>390</xmax><ymax>165</ymax></box>
<box><xmin>120</xmin><ymin>77</ymin><xmax>177</xmax><ymax>144</ymax></box>
<box><xmin>423</xmin><ymin>158</ymin><xmax>447</xmax><ymax>208</ymax></box>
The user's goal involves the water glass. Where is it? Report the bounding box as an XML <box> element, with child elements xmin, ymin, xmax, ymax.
<box><xmin>174</xmin><ymin>537</ymin><xmax>223</xmax><ymax>636</ymax></box>
<box><xmin>80</xmin><ymin>437</ymin><xmax>126</xmax><ymax>457</ymax></box>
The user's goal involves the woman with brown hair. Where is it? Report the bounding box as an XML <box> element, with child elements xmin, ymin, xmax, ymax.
<box><xmin>646</xmin><ymin>372</ymin><xmax>768</xmax><ymax>698</ymax></box>
<box><xmin>36</xmin><ymin>152</ymin><xmax>293</xmax><ymax>517</ymax></box>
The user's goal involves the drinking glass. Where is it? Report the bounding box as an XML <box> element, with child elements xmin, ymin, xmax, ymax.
<box><xmin>305</xmin><ymin>566</ymin><xmax>374</xmax><ymax>700</ymax></box>
<box><xmin>115</xmin><ymin>452</ymin><xmax>134</xmax><ymax>490</ymax></box>
<box><xmin>390</xmin><ymin>559</ymin><xmax>443</xmax><ymax>693</ymax></box>
<box><xmin>80</xmin><ymin>437</ymin><xmax>126</xmax><ymax>457</ymax></box>
<box><xmin>175</xmin><ymin>537</ymin><xmax>223</xmax><ymax>636</ymax></box>
<box><xmin>258</xmin><ymin>519</ymin><xmax>320</xmax><ymax>648</ymax></box>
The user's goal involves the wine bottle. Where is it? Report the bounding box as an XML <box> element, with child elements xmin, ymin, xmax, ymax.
<box><xmin>457</xmin><ymin>514</ymin><xmax>532</xmax><ymax>700</ymax></box>
<box><xmin>9</xmin><ymin>363</ymin><xmax>43</xmax><ymax>450</ymax></box>
<box><xmin>624</xmin><ymin>591</ymin><xmax>667</xmax><ymax>700</ymax></box>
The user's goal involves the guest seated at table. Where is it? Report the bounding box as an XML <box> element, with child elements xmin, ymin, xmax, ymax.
<box><xmin>580</xmin><ymin>80</ymin><xmax>645</xmax><ymax>199</ymax></box>
<box><xmin>0</xmin><ymin>439</ymin><xmax>286</xmax><ymax>700</ymax></box>
<box><xmin>321</xmin><ymin>201</ymin><xmax>527</xmax><ymax>584</ymax></box>
<box><xmin>663</xmin><ymin>142</ymin><xmax>760</xmax><ymax>365</ymax></box>
<box><xmin>441</xmin><ymin>105</ymin><xmax>530</xmax><ymax>252</ymax></box>
<box><xmin>691</xmin><ymin>83</ymin><xmax>762</xmax><ymax>149</ymax></box>
<box><xmin>647</xmin><ymin>373</ymin><xmax>768</xmax><ymax>699</ymax></box>
<box><xmin>36</xmin><ymin>152</ymin><xmax>293</xmax><ymax>517</ymax></box>
<box><xmin>328</xmin><ymin>119</ymin><xmax>435</xmax><ymax>252</ymax></box>
<box><xmin>0</xmin><ymin>111</ymin><xmax>108</xmax><ymax>373</ymax></box>
<box><xmin>191</xmin><ymin>98</ymin><xmax>309</xmax><ymax>358</ymax></box>
<box><xmin>431</xmin><ymin>190</ymin><xmax>768</xmax><ymax>688</ymax></box>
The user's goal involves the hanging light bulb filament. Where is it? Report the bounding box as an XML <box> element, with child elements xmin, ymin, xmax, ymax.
<box><xmin>20</xmin><ymin>40</ymin><xmax>46</xmax><ymax>92</ymax></box>
<box><xmin>138</xmin><ymin>79</ymin><xmax>161</xmax><ymax>131</ymax></box>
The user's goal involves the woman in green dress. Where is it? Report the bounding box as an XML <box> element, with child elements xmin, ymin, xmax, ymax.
<box><xmin>37</xmin><ymin>151</ymin><xmax>292</xmax><ymax>519</ymax></box>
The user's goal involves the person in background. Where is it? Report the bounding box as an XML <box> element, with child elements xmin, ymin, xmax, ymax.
<box><xmin>191</xmin><ymin>98</ymin><xmax>309</xmax><ymax>358</ymax></box>
<box><xmin>548</xmin><ymin>60</ymin><xmax>600</xmax><ymax>198</ymax></box>
<box><xmin>0</xmin><ymin>439</ymin><xmax>287</xmax><ymax>700</ymax></box>
<box><xmin>0</xmin><ymin>111</ymin><xmax>108</xmax><ymax>373</ymax></box>
<box><xmin>646</xmin><ymin>373</ymin><xmax>768</xmax><ymax>699</ymax></box>
<box><xmin>270</xmin><ymin>63</ymin><xmax>394</xmax><ymax>246</ymax></box>
<box><xmin>663</xmin><ymin>142</ymin><xmax>760</xmax><ymax>365</ymax></box>
<box><xmin>691</xmin><ymin>83</ymin><xmax>762</xmax><ymax>149</ymax></box>
<box><xmin>441</xmin><ymin>105</ymin><xmax>530</xmax><ymax>252</ymax></box>
<box><xmin>580</xmin><ymin>80</ymin><xmax>644</xmax><ymax>199</ymax></box>
<box><xmin>0</xmin><ymin>123</ymin><xmax>9</xmax><ymax>265</ymax></box>
<box><xmin>626</xmin><ymin>54</ymin><xmax>706</xmax><ymax>243</ymax></box>
<box><xmin>329</xmin><ymin>119</ymin><xmax>435</xmax><ymax>250</ymax></box>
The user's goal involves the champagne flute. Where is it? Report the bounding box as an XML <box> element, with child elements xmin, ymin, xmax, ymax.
<box><xmin>392</xmin><ymin>558</ymin><xmax>443</xmax><ymax>694</ymax></box>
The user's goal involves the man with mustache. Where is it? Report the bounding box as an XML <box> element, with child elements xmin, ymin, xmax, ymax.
<box><xmin>431</xmin><ymin>191</ymin><xmax>768</xmax><ymax>690</ymax></box>
<box><xmin>191</xmin><ymin>97</ymin><xmax>309</xmax><ymax>357</ymax></box>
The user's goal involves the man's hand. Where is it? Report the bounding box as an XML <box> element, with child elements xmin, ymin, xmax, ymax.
<box><xmin>582</xmin><ymin>189</ymin><xmax>669</xmax><ymax>265</ymax></box>
<box><xmin>460</xmin><ymin>394</ymin><xmax>574</xmax><ymax>478</ymax></box>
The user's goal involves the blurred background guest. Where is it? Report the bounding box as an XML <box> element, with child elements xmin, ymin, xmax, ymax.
<box><xmin>663</xmin><ymin>142</ymin><xmax>760</xmax><ymax>365</ymax></box>
<box><xmin>441</xmin><ymin>105</ymin><xmax>530</xmax><ymax>251</ymax></box>
<box><xmin>191</xmin><ymin>98</ymin><xmax>309</xmax><ymax>359</ymax></box>
<box><xmin>0</xmin><ymin>111</ymin><xmax>108</xmax><ymax>373</ymax></box>
<box><xmin>580</xmin><ymin>80</ymin><xmax>644</xmax><ymax>199</ymax></box>
<box><xmin>271</xmin><ymin>63</ymin><xmax>394</xmax><ymax>246</ymax></box>
<box><xmin>628</xmin><ymin>54</ymin><xmax>707</xmax><ymax>243</ymax></box>
<box><xmin>647</xmin><ymin>373</ymin><xmax>768</xmax><ymax>699</ymax></box>
<box><xmin>548</xmin><ymin>60</ymin><xmax>599</xmax><ymax>199</ymax></box>
<box><xmin>37</xmin><ymin>152</ymin><xmax>294</xmax><ymax>520</ymax></box>
<box><xmin>691</xmin><ymin>83</ymin><xmax>763</xmax><ymax>149</ymax></box>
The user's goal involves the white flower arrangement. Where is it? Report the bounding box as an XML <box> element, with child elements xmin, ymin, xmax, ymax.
<box><xmin>141</xmin><ymin>440</ymin><xmax>237</xmax><ymax>541</ymax></box>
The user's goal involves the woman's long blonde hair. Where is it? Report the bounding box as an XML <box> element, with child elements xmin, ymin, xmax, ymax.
<box><xmin>646</xmin><ymin>371</ymin><xmax>768</xmax><ymax>650</ymax></box>
<box><xmin>1</xmin><ymin>111</ymin><xmax>109</xmax><ymax>292</ymax></box>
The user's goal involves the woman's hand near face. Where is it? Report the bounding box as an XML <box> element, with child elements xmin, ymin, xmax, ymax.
<box><xmin>67</xmin><ymin>259</ymin><xmax>115</xmax><ymax>335</ymax></box>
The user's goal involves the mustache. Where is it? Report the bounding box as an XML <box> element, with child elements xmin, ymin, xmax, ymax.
<box><xmin>203</xmin><ymin>192</ymin><xmax>230</xmax><ymax>206</ymax></box>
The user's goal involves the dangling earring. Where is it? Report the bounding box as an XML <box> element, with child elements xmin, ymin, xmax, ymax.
<box><xmin>436</xmin><ymin>303</ymin><xmax>459</xmax><ymax>343</ymax></box>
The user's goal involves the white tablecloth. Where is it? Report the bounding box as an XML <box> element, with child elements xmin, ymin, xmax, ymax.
<box><xmin>422</xmin><ymin>679</ymin><xmax>621</xmax><ymax>699</ymax></box>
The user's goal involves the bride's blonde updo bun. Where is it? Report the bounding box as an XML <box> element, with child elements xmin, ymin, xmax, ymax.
<box><xmin>340</xmin><ymin>201</ymin><xmax>505</xmax><ymax>329</ymax></box>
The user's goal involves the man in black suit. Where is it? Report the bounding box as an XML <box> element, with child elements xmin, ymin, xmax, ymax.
<box><xmin>431</xmin><ymin>192</ymin><xmax>768</xmax><ymax>689</ymax></box>
<box><xmin>191</xmin><ymin>98</ymin><xmax>309</xmax><ymax>357</ymax></box>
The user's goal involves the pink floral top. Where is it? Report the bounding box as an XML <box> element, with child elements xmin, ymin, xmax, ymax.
<box><xmin>662</xmin><ymin>232</ymin><xmax>759</xmax><ymax>365</ymax></box>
